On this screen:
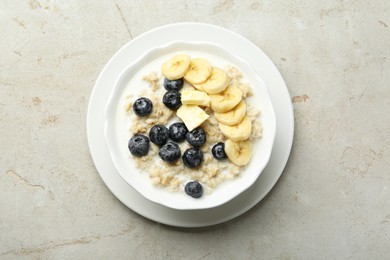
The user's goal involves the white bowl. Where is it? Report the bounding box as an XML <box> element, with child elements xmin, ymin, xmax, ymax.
<box><xmin>104</xmin><ymin>41</ymin><xmax>276</xmax><ymax>210</ymax></box>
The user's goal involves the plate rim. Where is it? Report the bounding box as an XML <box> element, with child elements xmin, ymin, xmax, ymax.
<box><xmin>87</xmin><ymin>22</ymin><xmax>294</xmax><ymax>227</ymax></box>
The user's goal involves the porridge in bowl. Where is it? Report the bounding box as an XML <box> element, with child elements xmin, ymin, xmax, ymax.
<box><xmin>123</xmin><ymin>54</ymin><xmax>262</xmax><ymax>198</ymax></box>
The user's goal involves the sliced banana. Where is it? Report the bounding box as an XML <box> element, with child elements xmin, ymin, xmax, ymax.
<box><xmin>225</xmin><ymin>139</ymin><xmax>252</xmax><ymax>166</ymax></box>
<box><xmin>181</xmin><ymin>89</ymin><xmax>210</xmax><ymax>107</ymax></box>
<box><xmin>194</xmin><ymin>67</ymin><xmax>229</xmax><ymax>94</ymax></box>
<box><xmin>177</xmin><ymin>105</ymin><xmax>209</xmax><ymax>131</ymax></box>
<box><xmin>193</xmin><ymin>84</ymin><xmax>204</xmax><ymax>91</ymax></box>
<box><xmin>214</xmin><ymin>101</ymin><xmax>246</xmax><ymax>125</ymax></box>
<box><xmin>184</xmin><ymin>58</ymin><xmax>212</xmax><ymax>84</ymax></box>
<box><xmin>162</xmin><ymin>54</ymin><xmax>191</xmax><ymax>80</ymax></box>
<box><xmin>209</xmin><ymin>85</ymin><xmax>243</xmax><ymax>113</ymax></box>
<box><xmin>219</xmin><ymin>115</ymin><xmax>252</xmax><ymax>142</ymax></box>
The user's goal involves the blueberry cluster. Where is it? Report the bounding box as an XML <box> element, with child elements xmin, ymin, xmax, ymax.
<box><xmin>129</xmin><ymin>81</ymin><xmax>229</xmax><ymax>198</ymax></box>
<box><xmin>127</xmin><ymin>120</ymin><xmax>207</xmax><ymax>198</ymax></box>
<box><xmin>131</xmin><ymin>97</ymin><xmax>204</xmax><ymax>162</ymax></box>
<box><xmin>162</xmin><ymin>78</ymin><xmax>183</xmax><ymax>110</ymax></box>
<box><xmin>128</xmin><ymin>121</ymin><xmax>187</xmax><ymax>164</ymax></box>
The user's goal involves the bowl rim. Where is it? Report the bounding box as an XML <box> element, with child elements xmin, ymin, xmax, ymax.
<box><xmin>104</xmin><ymin>40</ymin><xmax>277</xmax><ymax>210</ymax></box>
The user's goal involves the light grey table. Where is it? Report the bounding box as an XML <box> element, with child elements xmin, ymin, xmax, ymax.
<box><xmin>1</xmin><ymin>0</ymin><xmax>389</xmax><ymax>259</ymax></box>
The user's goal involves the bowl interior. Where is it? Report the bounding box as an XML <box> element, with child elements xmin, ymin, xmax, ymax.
<box><xmin>104</xmin><ymin>41</ymin><xmax>276</xmax><ymax>210</ymax></box>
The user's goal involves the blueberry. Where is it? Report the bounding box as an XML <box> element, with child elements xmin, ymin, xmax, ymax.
<box><xmin>185</xmin><ymin>181</ymin><xmax>203</xmax><ymax>198</ymax></box>
<box><xmin>182</xmin><ymin>148</ymin><xmax>203</xmax><ymax>168</ymax></box>
<box><xmin>128</xmin><ymin>134</ymin><xmax>149</xmax><ymax>157</ymax></box>
<box><xmin>149</xmin><ymin>124</ymin><xmax>169</xmax><ymax>146</ymax></box>
<box><xmin>169</xmin><ymin>122</ymin><xmax>188</xmax><ymax>143</ymax></box>
<box><xmin>212</xmin><ymin>142</ymin><xmax>227</xmax><ymax>160</ymax></box>
<box><xmin>159</xmin><ymin>142</ymin><xmax>181</xmax><ymax>163</ymax></box>
<box><xmin>133</xmin><ymin>97</ymin><xmax>153</xmax><ymax>117</ymax></box>
<box><xmin>164</xmin><ymin>78</ymin><xmax>184</xmax><ymax>91</ymax></box>
<box><xmin>163</xmin><ymin>91</ymin><xmax>181</xmax><ymax>110</ymax></box>
<box><xmin>186</xmin><ymin>128</ymin><xmax>206</xmax><ymax>147</ymax></box>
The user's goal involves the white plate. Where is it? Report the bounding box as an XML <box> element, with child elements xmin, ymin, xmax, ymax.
<box><xmin>87</xmin><ymin>23</ymin><xmax>294</xmax><ymax>227</ymax></box>
<box><xmin>104</xmin><ymin>41</ymin><xmax>276</xmax><ymax>210</ymax></box>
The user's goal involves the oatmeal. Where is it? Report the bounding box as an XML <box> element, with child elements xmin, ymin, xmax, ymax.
<box><xmin>125</xmin><ymin>54</ymin><xmax>262</xmax><ymax>197</ymax></box>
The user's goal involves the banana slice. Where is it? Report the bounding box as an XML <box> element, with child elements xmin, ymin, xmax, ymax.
<box><xmin>214</xmin><ymin>101</ymin><xmax>246</xmax><ymax>125</ymax></box>
<box><xmin>193</xmin><ymin>84</ymin><xmax>204</xmax><ymax>91</ymax></box>
<box><xmin>209</xmin><ymin>85</ymin><xmax>243</xmax><ymax>113</ymax></box>
<box><xmin>219</xmin><ymin>115</ymin><xmax>252</xmax><ymax>141</ymax></box>
<box><xmin>194</xmin><ymin>67</ymin><xmax>229</xmax><ymax>94</ymax></box>
<box><xmin>225</xmin><ymin>139</ymin><xmax>252</xmax><ymax>166</ymax></box>
<box><xmin>162</xmin><ymin>54</ymin><xmax>191</xmax><ymax>80</ymax></box>
<box><xmin>184</xmin><ymin>58</ymin><xmax>212</xmax><ymax>84</ymax></box>
<box><xmin>181</xmin><ymin>89</ymin><xmax>210</xmax><ymax>107</ymax></box>
<box><xmin>177</xmin><ymin>105</ymin><xmax>209</xmax><ymax>131</ymax></box>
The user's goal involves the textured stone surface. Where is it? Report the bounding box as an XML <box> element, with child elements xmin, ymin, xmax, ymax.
<box><xmin>1</xmin><ymin>0</ymin><xmax>389</xmax><ymax>259</ymax></box>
